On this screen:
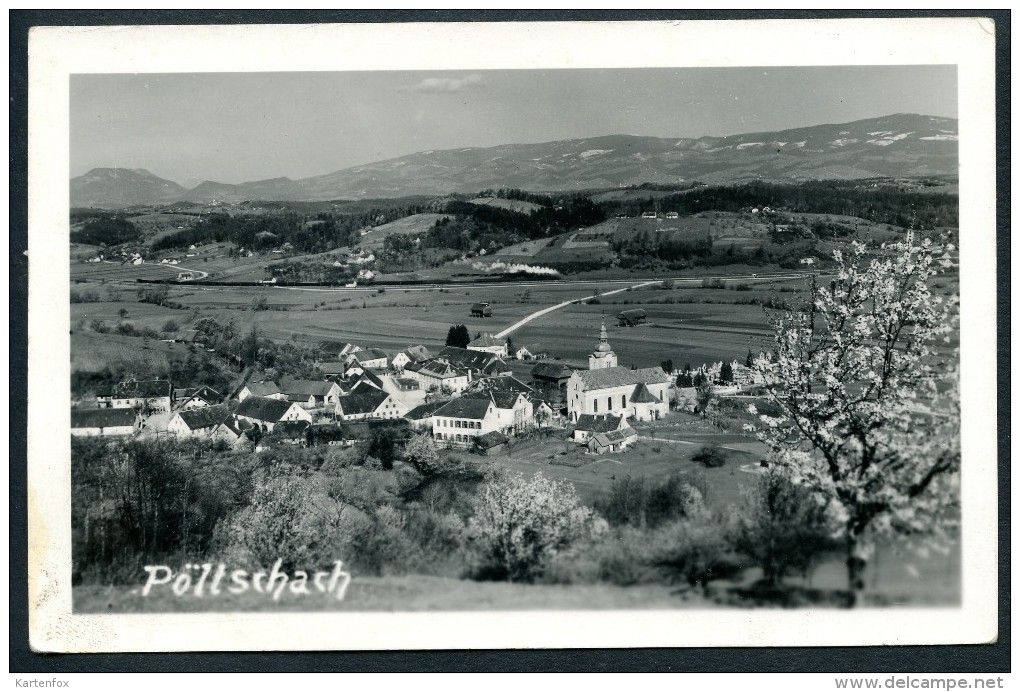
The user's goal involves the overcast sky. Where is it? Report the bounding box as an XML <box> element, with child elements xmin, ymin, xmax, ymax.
<box><xmin>71</xmin><ymin>66</ymin><xmax>957</xmax><ymax>186</ymax></box>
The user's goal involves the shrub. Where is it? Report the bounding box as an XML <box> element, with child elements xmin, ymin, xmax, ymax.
<box><xmin>651</xmin><ymin>517</ymin><xmax>740</xmax><ymax>589</ymax></box>
<box><xmin>402</xmin><ymin>433</ymin><xmax>444</xmax><ymax>475</ymax></box>
<box><xmin>692</xmin><ymin>443</ymin><xmax>727</xmax><ymax>468</ymax></box>
<box><xmin>730</xmin><ymin>469</ymin><xmax>840</xmax><ymax>587</ymax></box>
<box><xmin>594</xmin><ymin>473</ymin><xmax>708</xmax><ymax>529</ymax></box>
<box><xmin>467</xmin><ymin>470</ymin><xmax>607</xmax><ymax>582</ymax></box>
<box><xmin>162</xmin><ymin>319</ymin><xmax>179</xmax><ymax>333</ymax></box>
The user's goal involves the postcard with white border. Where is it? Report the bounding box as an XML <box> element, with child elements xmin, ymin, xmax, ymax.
<box><xmin>27</xmin><ymin>17</ymin><xmax>998</xmax><ymax>652</ymax></box>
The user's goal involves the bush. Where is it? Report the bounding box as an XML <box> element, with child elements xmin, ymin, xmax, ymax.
<box><xmin>402</xmin><ymin>433</ymin><xmax>444</xmax><ymax>475</ymax></box>
<box><xmin>467</xmin><ymin>470</ymin><xmax>607</xmax><ymax>582</ymax></box>
<box><xmin>651</xmin><ymin>517</ymin><xmax>740</xmax><ymax>589</ymax></box>
<box><xmin>730</xmin><ymin>469</ymin><xmax>840</xmax><ymax>587</ymax></box>
<box><xmin>692</xmin><ymin>443</ymin><xmax>727</xmax><ymax>468</ymax></box>
<box><xmin>162</xmin><ymin>319</ymin><xmax>179</xmax><ymax>333</ymax></box>
<box><xmin>593</xmin><ymin>473</ymin><xmax>708</xmax><ymax>529</ymax></box>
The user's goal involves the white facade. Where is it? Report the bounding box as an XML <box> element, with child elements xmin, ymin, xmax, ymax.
<box><xmin>431</xmin><ymin>405</ymin><xmax>498</xmax><ymax>445</ymax></box>
<box><xmin>391</xmin><ymin>352</ymin><xmax>411</xmax><ymax>371</ymax></box>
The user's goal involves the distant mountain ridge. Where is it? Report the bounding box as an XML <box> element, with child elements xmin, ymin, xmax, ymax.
<box><xmin>71</xmin><ymin>113</ymin><xmax>958</xmax><ymax>207</ymax></box>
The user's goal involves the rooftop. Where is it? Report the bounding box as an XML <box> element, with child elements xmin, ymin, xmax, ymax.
<box><xmin>234</xmin><ymin>395</ymin><xmax>294</xmax><ymax>422</ymax></box>
<box><xmin>71</xmin><ymin>408</ymin><xmax>137</xmax><ymax>428</ymax></box>
<box><xmin>576</xmin><ymin>366</ymin><xmax>670</xmax><ymax>390</ymax></box>
<box><xmin>177</xmin><ymin>405</ymin><xmax>230</xmax><ymax>430</ymax></box>
<box><xmin>434</xmin><ymin>397</ymin><xmax>493</xmax><ymax>421</ymax></box>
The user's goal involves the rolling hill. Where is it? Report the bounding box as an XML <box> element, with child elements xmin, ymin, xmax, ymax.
<box><xmin>70</xmin><ymin>114</ymin><xmax>958</xmax><ymax>207</ymax></box>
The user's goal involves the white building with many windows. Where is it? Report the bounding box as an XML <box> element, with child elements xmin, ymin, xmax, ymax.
<box><xmin>566</xmin><ymin>322</ymin><xmax>671</xmax><ymax>422</ymax></box>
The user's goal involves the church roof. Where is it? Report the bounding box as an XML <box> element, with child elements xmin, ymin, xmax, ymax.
<box><xmin>575</xmin><ymin>366</ymin><xmax>671</xmax><ymax>391</ymax></box>
<box><xmin>630</xmin><ymin>382</ymin><xmax>660</xmax><ymax>403</ymax></box>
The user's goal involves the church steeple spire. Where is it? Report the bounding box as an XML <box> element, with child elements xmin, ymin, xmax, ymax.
<box><xmin>589</xmin><ymin>319</ymin><xmax>618</xmax><ymax>369</ymax></box>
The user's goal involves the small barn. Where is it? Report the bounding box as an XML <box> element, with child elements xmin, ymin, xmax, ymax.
<box><xmin>618</xmin><ymin>308</ymin><xmax>648</xmax><ymax>327</ymax></box>
<box><xmin>470</xmin><ymin>302</ymin><xmax>493</xmax><ymax>318</ymax></box>
<box><xmin>587</xmin><ymin>427</ymin><xmax>637</xmax><ymax>454</ymax></box>
<box><xmin>473</xmin><ymin>430</ymin><xmax>509</xmax><ymax>456</ymax></box>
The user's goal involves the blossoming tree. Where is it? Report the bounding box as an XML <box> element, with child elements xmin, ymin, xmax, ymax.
<box><xmin>747</xmin><ymin>232</ymin><xmax>960</xmax><ymax>606</ymax></box>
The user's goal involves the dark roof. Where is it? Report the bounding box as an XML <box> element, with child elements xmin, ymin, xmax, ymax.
<box><xmin>216</xmin><ymin>419</ymin><xmax>242</xmax><ymax>437</ymax></box>
<box><xmin>618</xmin><ymin>308</ymin><xmax>647</xmax><ymax>319</ymax></box>
<box><xmin>319</xmin><ymin>340</ymin><xmax>357</xmax><ymax>356</ymax></box>
<box><xmin>355</xmin><ymin>348</ymin><xmax>388</xmax><ymax>361</ymax></box>
<box><xmin>465</xmin><ymin>375</ymin><xmax>533</xmax><ymax>395</ymax></box>
<box><xmin>434</xmin><ymin>397</ymin><xmax>493</xmax><ymax>420</ymax></box>
<box><xmin>438</xmin><ymin>346</ymin><xmax>507</xmax><ymax>374</ymax></box>
<box><xmin>405</xmin><ymin>401</ymin><xmax>447</xmax><ymax>420</ymax></box>
<box><xmin>470</xmin><ymin>302</ymin><xmax>490</xmax><ymax>310</ymax></box>
<box><xmin>71</xmin><ymin>408</ymin><xmax>137</xmax><ymax>429</ymax></box>
<box><xmin>354</xmin><ymin>369</ymin><xmax>385</xmax><ymax>389</ymax></box>
<box><xmin>177</xmin><ymin>405</ymin><xmax>230</xmax><ymax>430</ymax></box>
<box><xmin>403</xmin><ymin>345</ymin><xmax>431</xmax><ymax>362</ymax></box>
<box><xmin>531</xmin><ymin>362</ymin><xmax>574</xmax><ymax>380</ymax></box>
<box><xmin>574</xmin><ymin>413</ymin><xmax>625</xmax><ymax>434</ymax></box>
<box><xmin>316</xmin><ymin>361</ymin><xmax>348</xmax><ymax>375</ymax></box>
<box><xmin>245</xmin><ymin>381</ymin><xmax>281</xmax><ymax>397</ymax></box>
<box><xmin>350</xmin><ymin>381</ymin><xmax>380</xmax><ymax>395</ymax></box>
<box><xmin>468</xmin><ymin>334</ymin><xmax>503</xmax><ymax>348</ymax></box>
<box><xmin>414</xmin><ymin>359</ymin><xmax>468</xmax><ymax>379</ymax></box>
<box><xmin>575</xmin><ymin>366</ymin><xmax>670</xmax><ymax>390</ymax></box>
<box><xmin>337</xmin><ymin>389</ymin><xmax>389</xmax><ymax>416</ymax></box>
<box><xmin>280</xmin><ymin>379</ymin><xmax>336</xmax><ymax>398</ymax></box>
<box><xmin>464</xmin><ymin>390</ymin><xmax>525</xmax><ymax>410</ymax></box>
<box><xmin>179</xmin><ymin>386</ymin><xmax>223</xmax><ymax>406</ymax></box>
<box><xmin>474</xmin><ymin>431</ymin><xmax>509</xmax><ymax>449</ymax></box>
<box><xmin>112</xmin><ymin>379</ymin><xmax>173</xmax><ymax>399</ymax></box>
<box><xmin>630</xmin><ymin>382</ymin><xmax>659</xmax><ymax>404</ymax></box>
<box><xmin>234</xmin><ymin>396</ymin><xmax>294</xmax><ymax>422</ymax></box>
<box><xmin>589</xmin><ymin>427</ymin><xmax>637</xmax><ymax>448</ymax></box>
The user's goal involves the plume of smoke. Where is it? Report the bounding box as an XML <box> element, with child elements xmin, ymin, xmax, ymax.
<box><xmin>468</xmin><ymin>260</ymin><xmax>561</xmax><ymax>277</ymax></box>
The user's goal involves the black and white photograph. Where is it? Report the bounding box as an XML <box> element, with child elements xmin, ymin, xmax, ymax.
<box><xmin>25</xmin><ymin>17</ymin><xmax>999</xmax><ymax>653</ymax></box>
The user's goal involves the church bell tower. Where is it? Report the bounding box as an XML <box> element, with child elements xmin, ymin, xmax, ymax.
<box><xmin>588</xmin><ymin>320</ymin><xmax>618</xmax><ymax>370</ymax></box>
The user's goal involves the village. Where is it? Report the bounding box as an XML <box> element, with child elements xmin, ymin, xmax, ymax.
<box><xmin>69</xmin><ymin>305</ymin><xmax>762</xmax><ymax>460</ymax></box>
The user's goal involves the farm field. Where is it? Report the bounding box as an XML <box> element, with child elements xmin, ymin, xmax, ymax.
<box><xmin>70</xmin><ymin>330</ymin><xmax>192</xmax><ymax>374</ymax></box>
<box><xmin>357</xmin><ymin>212</ymin><xmax>450</xmax><ymax>251</ymax></box>
<box><xmin>468</xmin><ymin>196</ymin><xmax>545</xmax><ymax>213</ymax></box>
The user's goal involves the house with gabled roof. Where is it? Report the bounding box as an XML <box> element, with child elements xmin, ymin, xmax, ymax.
<box><xmin>233</xmin><ymin>395</ymin><xmax>312</xmax><ymax>432</ymax></box>
<box><xmin>391</xmin><ymin>345</ymin><xmax>432</xmax><ymax>371</ymax></box>
<box><xmin>431</xmin><ymin>396</ymin><xmax>499</xmax><ymax>447</ymax></box>
<box><xmin>99</xmin><ymin>379</ymin><xmax>174</xmax><ymax>412</ymax></box>
<box><xmin>335</xmin><ymin>389</ymin><xmax>406</xmax><ymax>421</ymax></box>
<box><xmin>71</xmin><ymin>408</ymin><xmax>139</xmax><ymax>437</ymax></box>
<box><xmin>565</xmin><ymin>322</ymin><xmax>671</xmax><ymax>422</ymax></box>
<box><xmin>319</xmin><ymin>341</ymin><xmax>361</xmax><ymax>359</ymax></box>
<box><xmin>212</xmin><ymin>418</ymin><xmax>245</xmax><ymax>446</ymax></box>
<box><xmin>237</xmin><ymin>380</ymin><xmax>287</xmax><ymax>402</ymax></box>
<box><xmin>316</xmin><ymin>361</ymin><xmax>348</xmax><ymax>378</ymax></box>
<box><xmin>347</xmin><ymin>348</ymin><xmax>388</xmax><ymax>370</ymax></box>
<box><xmin>587</xmin><ymin>427</ymin><xmax>637</xmax><ymax>454</ymax></box>
<box><xmin>437</xmin><ymin>346</ymin><xmax>510</xmax><ymax>377</ymax></box>
<box><xmin>571</xmin><ymin>413</ymin><xmax>628</xmax><ymax>444</ymax></box>
<box><xmin>467</xmin><ymin>333</ymin><xmax>508</xmax><ymax>357</ymax></box>
<box><xmin>463</xmin><ymin>389</ymin><xmax>534</xmax><ymax>435</ymax></box>
<box><xmin>279</xmin><ymin>379</ymin><xmax>343</xmax><ymax>409</ymax></box>
<box><xmin>404</xmin><ymin>358</ymin><xmax>472</xmax><ymax>394</ymax></box>
<box><xmin>175</xmin><ymin>386</ymin><xmax>223</xmax><ymax>410</ymax></box>
<box><xmin>167</xmin><ymin>405</ymin><xmax>231</xmax><ymax>437</ymax></box>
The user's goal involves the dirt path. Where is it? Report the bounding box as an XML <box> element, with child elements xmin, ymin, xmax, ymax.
<box><xmin>494</xmin><ymin>280</ymin><xmax>660</xmax><ymax>339</ymax></box>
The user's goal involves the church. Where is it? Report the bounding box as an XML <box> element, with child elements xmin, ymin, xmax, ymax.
<box><xmin>566</xmin><ymin>321</ymin><xmax>672</xmax><ymax>422</ymax></box>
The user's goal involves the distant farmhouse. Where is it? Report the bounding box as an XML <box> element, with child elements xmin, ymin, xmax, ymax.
<box><xmin>617</xmin><ymin>308</ymin><xmax>647</xmax><ymax>327</ymax></box>
<box><xmin>71</xmin><ymin>408</ymin><xmax>139</xmax><ymax>437</ymax></box>
<box><xmin>97</xmin><ymin>379</ymin><xmax>173</xmax><ymax>412</ymax></box>
<box><xmin>175</xmin><ymin>386</ymin><xmax>223</xmax><ymax>410</ymax></box>
<box><xmin>167</xmin><ymin>405</ymin><xmax>230</xmax><ymax>438</ymax></box>
<box><xmin>336</xmin><ymin>389</ymin><xmax>407</xmax><ymax>421</ymax></box>
<box><xmin>237</xmin><ymin>380</ymin><xmax>286</xmax><ymax>402</ymax></box>
<box><xmin>467</xmin><ymin>333</ymin><xmax>508</xmax><ymax>357</ymax></box>
<box><xmin>470</xmin><ymin>302</ymin><xmax>493</xmax><ymax>318</ymax></box>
